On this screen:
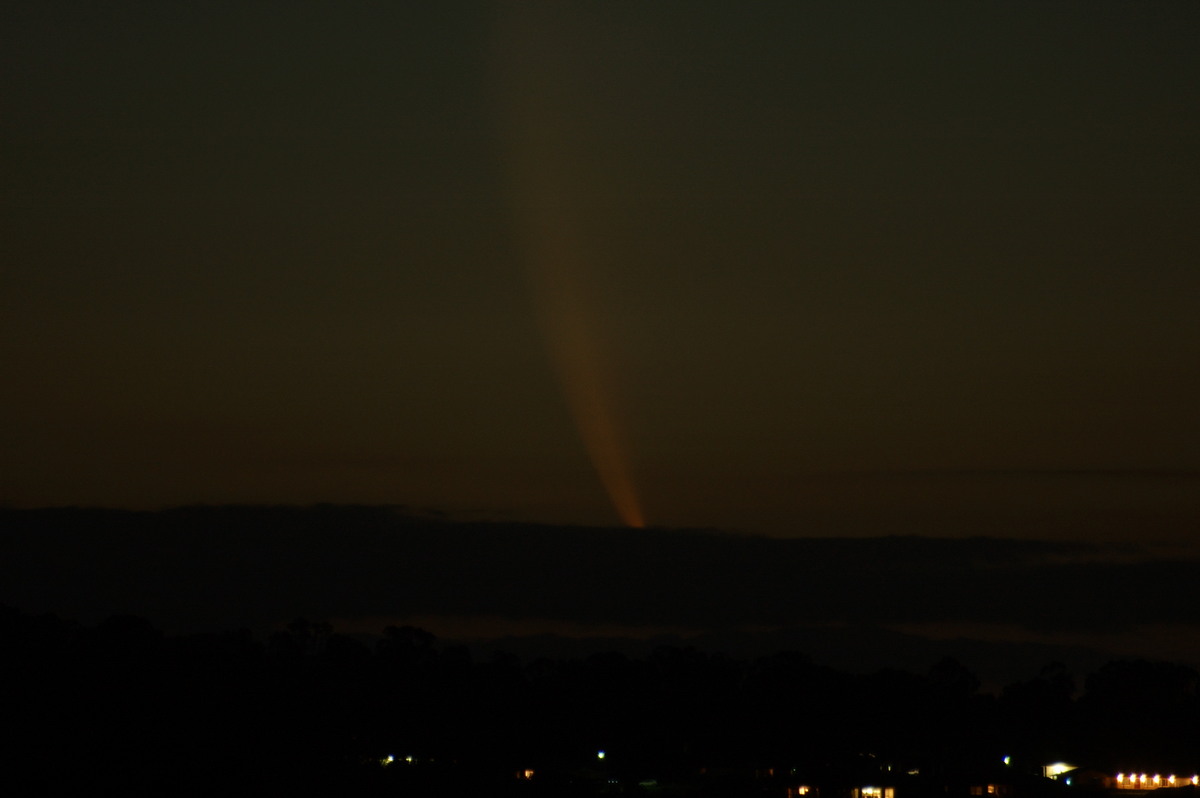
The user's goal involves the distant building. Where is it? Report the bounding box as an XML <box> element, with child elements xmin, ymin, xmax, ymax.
<box><xmin>1113</xmin><ymin>772</ymin><xmax>1200</xmax><ymax>790</ymax></box>
<box><xmin>851</xmin><ymin>788</ymin><xmax>895</xmax><ymax>798</ymax></box>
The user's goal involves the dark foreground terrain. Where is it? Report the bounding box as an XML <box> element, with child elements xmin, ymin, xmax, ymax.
<box><xmin>4</xmin><ymin>603</ymin><xmax>1198</xmax><ymax>797</ymax></box>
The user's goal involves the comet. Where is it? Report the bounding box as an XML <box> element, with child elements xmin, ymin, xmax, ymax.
<box><xmin>491</xmin><ymin>5</ymin><xmax>645</xmax><ymax>529</ymax></box>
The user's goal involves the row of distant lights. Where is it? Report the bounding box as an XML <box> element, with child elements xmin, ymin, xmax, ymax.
<box><xmin>1037</xmin><ymin>761</ymin><xmax>1199</xmax><ymax>789</ymax></box>
<box><xmin>379</xmin><ymin>755</ymin><xmax>415</xmax><ymax>766</ymax></box>
<box><xmin>389</xmin><ymin>753</ymin><xmax>1200</xmax><ymax>788</ymax></box>
<box><xmin>386</xmin><ymin>751</ymin><xmax>607</xmax><ymax>774</ymax></box>
<box><xmin>1116</xmin><ymin>773</ymin><xmax>1200</xmax><ymax>788</ymax></box>
<box><xmin>516</xmin><ymin>752</ymin><xmax>606</xmax><ymax>782</ymax></box>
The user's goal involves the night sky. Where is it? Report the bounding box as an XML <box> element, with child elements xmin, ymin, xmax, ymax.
<box><xmin>3</xmin><ymin>3</ymin><xmax>1199</xmax><ymax>666</ymax></box>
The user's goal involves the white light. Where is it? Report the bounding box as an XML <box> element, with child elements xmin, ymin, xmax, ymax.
<box><xmin>597</xmin><ymin>751</ymin><xmax>606</xmax><ymax>760</ymax></box>
<box><xmin>1045</xmin><ymin>763</ymin><xmax>1075</xmax><ymax>779</ymax></box>
<box><xmin>1003</xmin><ymin>757</ymin><xmax>1011</xmax><ymax>767</ymax></box>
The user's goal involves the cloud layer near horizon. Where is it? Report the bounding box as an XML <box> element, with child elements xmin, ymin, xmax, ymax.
<box><xmin>3</xmin><ymin>506</ymin><xmax>1195</xmax><ymax>646</ymax></box>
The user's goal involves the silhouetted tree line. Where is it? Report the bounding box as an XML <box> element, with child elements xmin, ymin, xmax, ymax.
<box><xmin>2</xmin><ymin>605</ymin><xmax>1198</xmax><ymax>797</ymax></box>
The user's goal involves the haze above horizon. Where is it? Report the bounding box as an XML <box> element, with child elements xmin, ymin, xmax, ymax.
<box><xmin>3</xmin><ymin>2</ymin><xmax>1198</xmax><ymax>542</ymax></box>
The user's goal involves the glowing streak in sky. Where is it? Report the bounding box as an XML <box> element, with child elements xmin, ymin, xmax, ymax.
<box><xmin>492</xmin><ymin>5</ymin><xmax>645</xmax><ymax>528</ymax></box>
